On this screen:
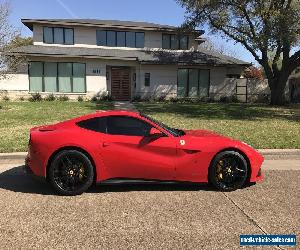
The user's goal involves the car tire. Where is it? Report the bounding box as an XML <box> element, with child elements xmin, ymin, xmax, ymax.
<box><xmin>48</xmin><ymin>150</ymin><xmax>94</xmax><ymax>196</ymax></box>
<box><xmin>209</xmin><ymin>151</ymin><xmax>249</xmax><ymax>192</ymax></box>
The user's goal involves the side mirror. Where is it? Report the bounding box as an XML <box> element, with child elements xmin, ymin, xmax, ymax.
<box><xmin>149</xmin><ymin>127</ymin><xmax>163</xmax><ymax>137</ymax></box>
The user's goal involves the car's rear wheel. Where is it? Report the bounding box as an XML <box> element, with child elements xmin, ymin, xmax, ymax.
<box><xmin>48</xmin><ymin>150</ymin><xmax>94</xmax><ymax>195</ymax></box>
<box><xmin>209</xmin><ymin>151</ymin><xmax>248</xmax><ymax>191</ymax></box>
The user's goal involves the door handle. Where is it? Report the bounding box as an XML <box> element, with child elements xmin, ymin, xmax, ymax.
<box><xmin>102</xmin><ymin>142</ymin><xmax>110</xmax><ymax>147</ymax></box>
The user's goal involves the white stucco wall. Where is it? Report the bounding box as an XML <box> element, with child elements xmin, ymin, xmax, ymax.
<box><xmin>0</xmin><ymin>74</ymin><xmax>29</xmax><ymax>91</ymax></box>
<box><xmin>136</xmin><ymin>65</ymin><xmax>178</xmax><ymax>98</ymax></box>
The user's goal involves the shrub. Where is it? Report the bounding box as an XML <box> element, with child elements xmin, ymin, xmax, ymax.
<box><xmin>44</xmin><ymin>93</ymin><xmax>56</xmax><ymax>101</ymax></box>
<box><xmin>19</xmin><ymin>96</ymin><xmax>25</xmax><ymax>101</ymax></box>
<box><xmin>58</xmin><ymin>95</ymin><xmax>69</xmax><ymax>101</ymax></box>
<box><xmin>132</xmin><ymin>95</ymin><xmax>142</xmax><ymax>102</ymax></box>
<box><xmin>90</xmin><ymin>95</ymin><xmax>98</xmax><ymax>102</ymax></box>
<box><xmin>2</xmin><ymin>95</ymin><xmax>10</xmax><ymax>101</ymax></box>
<box><xmin>154</xmin><ymin>95</ymin><xmax>167</xmax><ymax>102</ymax></box>
<box><xmin>29</xmin><ymin>93</ymin><xmax>42</xmax><ymax>102</ymax></box>
<box><xmin>91</xmin><ymin>93</ymin><xmax>113</xmax><ymax>102</ymax></box>
<box><xmin>77</xmin><ymin>96</ymin><xmax>84</xmax><ymax>102</ymax></box>
<box><xmin>219</xmin><ymin>96</ymin><xmax>231</xmax><ymax>103</ymax></box>
<box><xmin>169</xmin><ymin>97</ymin><xmax>179</xmax><ymax>103</ymax></box>
<box><xmin>231</xmin><ymin>95</ymin><xmax>239</xmax><ymax>103</ymax></box>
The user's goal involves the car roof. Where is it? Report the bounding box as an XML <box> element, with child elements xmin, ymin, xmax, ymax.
<box><xmin>72</xmin><ymin>110</ymin><xmax>141</xmax><ymax>122</ymax></box>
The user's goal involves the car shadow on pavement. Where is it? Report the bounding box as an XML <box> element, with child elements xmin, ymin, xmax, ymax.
<box><xmin>0</xmin><ymin>166</ymin><xmax>216</xmax><ymax>195</ymax></box>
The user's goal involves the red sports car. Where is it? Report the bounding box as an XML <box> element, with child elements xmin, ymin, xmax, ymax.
<box><xmin>25</xmin><ymin>110</ymin><xmax>264</xmax><ymax>195</ymax></box>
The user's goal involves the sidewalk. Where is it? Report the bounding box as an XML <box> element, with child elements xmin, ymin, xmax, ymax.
<box><xmin>113</xmin><ymin>101</ymin><xmax>137</xmax><ymax>111</ymax></box>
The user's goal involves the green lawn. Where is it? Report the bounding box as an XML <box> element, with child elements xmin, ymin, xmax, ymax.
<box><xmin>0</xmin><ymin>101</ymin><xmax>299</xmax><ymax>152</ymax></box>
<box><xmin>134</xmin><ymin>102</ymin><xmax>300</xmax><ymax>149</ymax></box>
<box><xmin>0</xmin><ymin>101</ymin><xmax>113</xmax><ymax>153</ymax></box>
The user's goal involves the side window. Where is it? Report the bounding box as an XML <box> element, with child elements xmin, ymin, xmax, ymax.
<box><xmin>107</xmin><ymin>116</ymin><xmax>152</xmax><ymax>136</ymax></box>
<box><xmin>76</xmin><ymin>117</ymin><xmax>107</xmax><ymax>133</ymax></box>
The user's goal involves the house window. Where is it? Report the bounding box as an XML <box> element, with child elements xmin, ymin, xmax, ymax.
<box><xmin>29</xmin><ymin>62</ymin><xmax>43</xmax><ymax>92</ymax></box>
<box><xmin>162</xmin><ymin>34</ymin><xmax>189</xmax><ymax>50</ymax></box>
<box><xmin>145</xmin><ymin>73</ymin><xmax>150</xmax><ymax>87</ymax></box>
<box><xmin>43</xmin><ymin>27</ymin><xmax>74</xmax><ymax>45</ymax></box>
<box><xmin>96</xmin><ymin>30</ymin><xmax>145</xmax><ymax>48</ymax></box>
<box><xmin>117</xmin><ymin>31</ymin><xmax>126</xmax><ymax>47</ymax></box>
<box><xmin>135</xmin><ymin>32</ymin><xmax>145</xmax><ymax>48</ymax></box>
<box><xmin>177</xmin><ymin>69</ymin><xmax>210</xmax><ymax>97</ymax></box>
<box><xmin>29</xmin><ymin>62</ymin><xmax>86</xmax><ymax>93</ymax></box>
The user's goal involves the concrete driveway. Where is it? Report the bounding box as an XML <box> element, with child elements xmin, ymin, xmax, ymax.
<box><xmin>0</xmin><ymin>159</ymin><xmax>299</xmax><ymax>249</ymax></box>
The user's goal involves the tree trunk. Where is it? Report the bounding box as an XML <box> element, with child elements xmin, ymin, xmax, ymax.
<box><xmin>268</xmin><ymin>73</ymin><xmax>289</xmax><ymax>105</ymax></box>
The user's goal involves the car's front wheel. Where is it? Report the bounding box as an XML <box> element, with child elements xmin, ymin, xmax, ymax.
<box><xmin>48</xmin><ymin>150</ymin><xmax>94</xmax><ymax>195</ymax></box>
<box><xmin>209</xmin><ymin>151</ymin><xmax>249</xmax><ymax>191</ymax></box>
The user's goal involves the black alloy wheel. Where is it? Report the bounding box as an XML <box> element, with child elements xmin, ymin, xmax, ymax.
<box><xmin>48</xmin><ymin>150</ymin><xmax>94</xmax><ymax>195</ymax></box>
<box><xmin>209</xmin><ymin>151</ymin><xmax>249</xmax><ymax>191</ymax></box>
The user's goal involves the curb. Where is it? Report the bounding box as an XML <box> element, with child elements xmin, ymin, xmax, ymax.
<box><xmin>0</xmin><ymin>149</ymin><xmax>299</xmax><ymax>161</ymax></box>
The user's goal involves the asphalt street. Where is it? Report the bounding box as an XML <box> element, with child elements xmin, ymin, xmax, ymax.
<box><xmin>0</xmin><ymin>159</ymin><xmax>299</xmax><ymax>249</ymax></box>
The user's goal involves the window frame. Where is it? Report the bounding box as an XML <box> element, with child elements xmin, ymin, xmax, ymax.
<box><xmin>177</xmin><ymin>68</ymin><xmax>210</xmax><ymax>97</ymax></box>
<box><xmin>162</xmin><ymin>33</ymin><xmax>189</xmax><ymax>50</ymax></box>
<box><xmin>96</xmin><ymin>30</ymin><xmax>145</xmax><ymax>48</ymax></box>
<box><xmin>43</xmin><ymin>26</ymin><xmax>74</xmax><ymax>45</ymax></box>
<box><xmin>106</xmin><ymin>115</ymin><xmax>153</xmax><ymax>137</ymax></box>
<box><xmin>144</xmin><ymin>73</ymin><xmax>151</xmax><ymax>87</ymax></box>
<box><xmin>28</xmin><ymin>61</ymin><xmax>86</xmax><ymax>93</ymax></box>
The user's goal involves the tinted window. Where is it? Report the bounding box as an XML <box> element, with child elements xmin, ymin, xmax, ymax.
<box><xmin>96</xmin><ymin>30</ymin><xmax>106</xmax><ymax>46</ymax></box>
<box><xmin>43</xmin><ymin>27</ymin><xmax>53</xmax><ymax>43</ymax></box>
<box><xmin>179</xmin><ymin>35</ymin><xmax>188</xmax><ymax>50</ymax></box>
<box><xmin>107</xmin><ymin>31</ymin><xmax>116</xmax><ymax>46</ymax></box>
<box><xmin>77</xmin><ymin>117</ymin><xmax>107</xmax><ymax>133</ymax></box>
<box><xmin>117</xmin><ymin>31</ymin><xmax>126</xmax><ymax>47</ymax></box>
<box><xmin>145</xmin><ymin>73</ymin><xmax>150</xmax><ymax>87</ymax></box>
<box><xmin>170</xmin><ymin>35</ymin><xmax>179</xmax><ymax>50</ymax></box>
<box><xmin>162</xmin><ymin>34</ymin><xmax>170</xmax><ymax>49</ymax></box>
<box><xmin>126</xmin><ymin>32</ymin><xmax>135</xmax><ymax>47</ymax></box>
<box><xmin>135</xmin><ymin>32</ymin><xmax>145</xmax><ymax>48</ymax></box>
<box><xmin>64</xmin><ymin>28</ymin><xmax>74</xmax><ymax>44</ymax></box>
<box><xmin>54</xmin><ymin>28</ymin><xmax>64</xmax><ymax>44</ymax></box>
<box><xmin>107</xmin><ymin>116</ymin><xmax>152</xmax><ymax>136</ymax></box>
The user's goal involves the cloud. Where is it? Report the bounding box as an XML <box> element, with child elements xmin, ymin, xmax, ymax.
<box><xmin>55</xmin><ymin>0</ymin><xmax>78</xmax><ymax>18</ymax></box>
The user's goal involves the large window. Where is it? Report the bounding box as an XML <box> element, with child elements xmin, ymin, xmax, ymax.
<box><xmin>177</xmin><ymin>69</ymin><xmax>210</xmax><ymax>97</ymax></box>
<box><xmin>96</xmin><ymin>30</ymin><xmax>145</xmax><ymax>48</ymax></box>
<box><xmin>162</xmin><ymin>34</ymin><xmax>189</xmax><ymax>50</ymax></box>
<box><xmin>29</xmin><ymin>62</ymin><xmax>86</xmax><ymax>93</ymax></box>
<box><xmin>43</xmin><ymin>27</ymin><xmax>74</xmax><ymax>45</ymax></box>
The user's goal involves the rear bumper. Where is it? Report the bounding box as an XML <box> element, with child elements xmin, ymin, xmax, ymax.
<box><xmin>24</xmin><ymin>154</ymin><xmax>46</xmax><ymax>180</ymax></box>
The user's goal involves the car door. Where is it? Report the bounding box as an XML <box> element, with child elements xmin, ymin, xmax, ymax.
<box><xmin>99</xmin><ymin>115</ymin><xmax>177</xmax><ymax>180</ymax></box>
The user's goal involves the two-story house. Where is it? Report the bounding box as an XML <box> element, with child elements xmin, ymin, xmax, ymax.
<box><xmin>2</xmin><ymin>19</ymin><xmax>250</xmax><ymax>100</ymax></box>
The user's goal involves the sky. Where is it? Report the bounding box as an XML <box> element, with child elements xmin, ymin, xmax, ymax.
<box><xmin>7</xmin><ymin>0</ymin><xmax>255</xmax><ymax>64</ymax></box>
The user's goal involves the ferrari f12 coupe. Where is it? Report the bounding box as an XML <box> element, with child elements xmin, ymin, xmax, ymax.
<box><xmin>25</xmin><ymin>110</ymin><xmax>264</xmax><ymax>195</ymax></box>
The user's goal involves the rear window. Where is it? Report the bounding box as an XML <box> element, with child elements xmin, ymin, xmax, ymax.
<box><xmin>76</xmin><ymin>117</ymin><xmax>107</xmax><ymax>133</ymax></box>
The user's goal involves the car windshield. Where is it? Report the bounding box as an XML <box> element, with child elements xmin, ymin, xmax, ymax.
<box><xmin>140</xmin><ymin>113</ymin><xmax>185</xmax><ymax>137</ymax></box>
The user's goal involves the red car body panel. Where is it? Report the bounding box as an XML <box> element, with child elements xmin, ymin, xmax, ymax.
<box><xmin>26</xmin><ymin>110</ymin><xmax>264</xmax><ymax>184</ymax></box>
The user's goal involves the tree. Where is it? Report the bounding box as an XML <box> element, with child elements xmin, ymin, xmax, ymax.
<box><xmin>0</xmin><ymin>1</ymin><xmax>22</xmax><ymax>78</ymax></box>
<box><xmin>199</xmin><ymin>36</ymin><xmax>238</xmax><ymax>57</ymax></box>
<box><xmin>177</xmin><ymin>0</ymin><xmax>300</xmax><ymax>105</ymax></box>
<box><xmin>3</xmin><ymin>35</ymin><xmax>32</xmax><ymax>72</ymax></box>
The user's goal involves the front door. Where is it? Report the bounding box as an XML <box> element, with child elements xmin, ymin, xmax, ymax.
<box><xmin>111</xmin><ymin>67</ymin><xmax>131</xmax><ymax>100</ymax></box>
<box><xmin>99</xmin><ymin>116</ymin><xmax>177</xmax><ymax>180</ymax></box>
